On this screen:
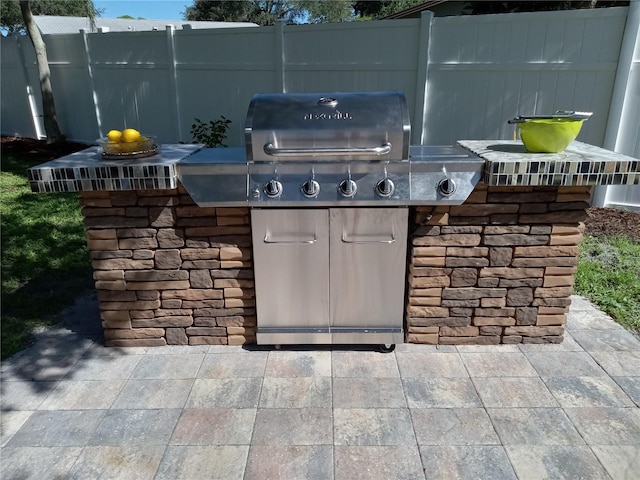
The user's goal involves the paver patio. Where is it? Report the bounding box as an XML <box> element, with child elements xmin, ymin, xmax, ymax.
<box><xmin>1</xmin><ymin>295</ymin><xmax>639</xmax><ymax>479</ymax></box>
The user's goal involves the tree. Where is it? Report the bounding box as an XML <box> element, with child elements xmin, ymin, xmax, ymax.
<box><xmin>298</xmin><ymin>0</ymin><xmax>354</xmax><ymax>23</ymax></box>
<box><xmin>353</xmin><ymin>0</ymin><xmax>425</xmax><ymax>20</ymax></box>
<box><xmin>462</xmin><ymin>1</ymin><xmax>629</xmax><ymax>15</ymax></box>
<box><xmin>1</xmin><ymin>0</ymin><xmax>102</xmax><ymax>35</ymax></box>
<box><xmin>20</xmin><ymin>1</ymin><xmax>63</xmax><ymax>143</ymax></box>
<box><xmin>185</xmin><ymin>0</ymin><xmax>304</xmax><ymax>26</ymax></box>
<box><xmin>11</xmin><ymin>1</ymin><xmax>100</xmax><ymax>143</ymax></box>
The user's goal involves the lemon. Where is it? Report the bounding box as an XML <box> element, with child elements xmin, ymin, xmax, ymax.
<box><xmin>107</xmin><ymin>129</ymin><xmax>122</xmax><ymax>143</ymax></box>
<box><xmin>121</xmin><ymin>128</ymin><xmax>141</xmax><ymax>143</ymax></box>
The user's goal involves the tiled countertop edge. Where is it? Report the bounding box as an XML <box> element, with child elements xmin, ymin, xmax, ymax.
<box><xmin>458</xmin><ymin>140</ymin><xmax>640</xmax><ymax>187</ymax></box>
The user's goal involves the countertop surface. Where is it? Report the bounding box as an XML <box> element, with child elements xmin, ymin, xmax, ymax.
<box><xmin>28</xmin><ymin>144</ymin><xmax>204</xmax><ymax>192</ymax></box>
<box><xmin>27</xmin><ymin>141</ymin><xmax>639</xmax><ymax>192</ymax></box>
<box><xmin>458</xmin><ymin>140</ymin><xmax>639</xmax><ymax>187</ymax></box>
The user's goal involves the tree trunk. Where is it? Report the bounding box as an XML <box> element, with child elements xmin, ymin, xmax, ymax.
<box><xmin>20</xmin><ymin>1</ymin><xmax>64</xmax><ymax>144</ymax></box>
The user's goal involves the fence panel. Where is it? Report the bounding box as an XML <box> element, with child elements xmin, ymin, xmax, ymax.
<box><xmin>174</xmin><ymin>27</ymin><xmax>279</xmax><ymax>145</ymax></box>
<box><xmin>422</xmin><ymin>8</ymin><xmax>627</xmax><ymax>145</ymax></box>
<box><xmin>1</xmin><ymin>36</ymin><xmax>40</xmax><ymax>138</ymax></box>
<box><xmin>45</xmin><ymin>33</ymin><xmax>99</xmax><ymax>142</ymax></box>
<box><xmin>86</xmin><ymin>31</ymin><xmax>175</xmax><ymax>142</ymax></box>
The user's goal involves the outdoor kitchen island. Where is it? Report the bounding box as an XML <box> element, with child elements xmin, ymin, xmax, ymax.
<box><xmin>28</xmin><ymin>138</ymin><xmax>639</xmax><ymax>348</ymax></box>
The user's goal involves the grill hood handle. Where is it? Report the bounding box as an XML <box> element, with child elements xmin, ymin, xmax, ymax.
<box><xmin>264</xmin><ymin>142</ymin><xmax>392</xmax><ymax>157</ymax></box>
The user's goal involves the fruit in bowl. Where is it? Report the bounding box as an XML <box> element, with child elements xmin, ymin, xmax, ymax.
<box><xmin>98</xmin><ymin>128</ymin><xmax>156</xmax><ymax>157</ymax></box>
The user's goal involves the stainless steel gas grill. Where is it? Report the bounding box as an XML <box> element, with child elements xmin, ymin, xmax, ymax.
<box><xmin>178</xmin><ymin>91</ymin><xmax>484</xmax><ymax>350</ymax></box>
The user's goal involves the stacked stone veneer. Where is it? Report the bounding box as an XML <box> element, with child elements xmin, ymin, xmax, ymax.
<box><xmin>406</xmin><ymin>183</ymin><xmax>590</xmax><ymax>345</ymax></box>
<box><xmin>80</xmin><ymin>186</ymin><xmax>255</xmax><ymax>347</ymax></box>
<box><xmin>80</xmin><ymin>181</ymin><xmax>590</xmax><ymax>347</ymax></box>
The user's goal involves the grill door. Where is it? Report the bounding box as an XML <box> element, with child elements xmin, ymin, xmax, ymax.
<box><xmin>329</xmin><ymin>208</ymin><xmax>408</xmax><ymax>344</ymax></box>
<box><xmin>251</xmin><ymin>209</ymin><xmax>330</xmax><ymax>344</ymax></box>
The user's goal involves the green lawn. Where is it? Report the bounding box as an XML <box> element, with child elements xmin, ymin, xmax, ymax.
<box><xmin>1</xmin><ymin>147</ymin><xmax>93</xmax><ymax>359</ymax></box>
<box><xmin>575</xmin><ymin>234</ymin><xmax>640</xmax><ymax>332</ymax></box>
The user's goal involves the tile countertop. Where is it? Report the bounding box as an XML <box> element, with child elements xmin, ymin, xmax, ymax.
<box><xmin>28</xmin><ymin>140</ymin><xmax>639</xmax><ymax>192</ymax></box>
<box><xmin>458</xmin><ymin>140</ymin><xmax>640</xmax><ymax>187</ymax></box>
<box><xmin>28</xmin><ymin>144</ymin><xmax>204</xmax><ymax>193</ymax></box>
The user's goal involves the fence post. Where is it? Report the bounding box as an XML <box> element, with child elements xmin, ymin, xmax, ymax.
<box><xmin>275</xmin><ymin>20</ymin><xmax>286</xmax><ymax>93</ymax></box>
<box><xmin>166</xmin><ymin>24</ymin><xmax>182</xmax><ymax>142</ymax></box>
<box><xmin>414</xmin><ymin>11</ymin><xmax>433</xmax><ymax>145</ymax></box>
<box><xmin>80</xmin><ymin>28</ymin><xmax>102</xmax><ymax>139</ymax></box>
<box><xmin>15</xmin><ymin>35</ymin><xmax>43</xmax><ymax>139</ymax></box>
<box><xmin>593</xmin><ymin>2</ymin><xmax>640</xmax><ymax>207</ymax></box>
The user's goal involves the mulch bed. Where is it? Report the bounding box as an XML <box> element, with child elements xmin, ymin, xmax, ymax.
<box><xmin>1</xmin><ymin>135</ymin><xmax>89</xmax><ymax>161</ymax></box>
<box><xmin>584</xmin><ymin>207</ymin><xmax>640</xmax><ymax>242</ymax></box>
<box><xmin>2</xmin><ymin>136</ymin><xmax>638</xmax><ymax>242</ymax></box>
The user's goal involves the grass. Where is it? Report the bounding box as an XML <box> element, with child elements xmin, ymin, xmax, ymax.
<box><xmin>575</xmin><ymin>234</ymin><xmax>640</xmax><ymax>332</ymax></box>
<box><xmin>1</xmin><ymin>147</ymin><xmax>93</xmax><ymax>360</ymax></box>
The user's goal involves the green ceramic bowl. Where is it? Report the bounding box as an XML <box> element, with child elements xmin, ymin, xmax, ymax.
<box><xmin>518</xmin><ymin>119</ymin><xmax>583</xmax><ymax>153</ymax></box>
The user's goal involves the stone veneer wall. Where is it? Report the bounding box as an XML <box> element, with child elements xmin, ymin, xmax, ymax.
<box><xmin>80</xmin><ymin>185</ymin><xmax>255</xmax><ymax>347</ymax></box>
<box><xmin>406</xmin><ymin>183</ymin><xmax>590</xmax><ymax>345</ymax></box>
<box><xmin>81</xmin><ymin>182</ymin><xmax>590</xmax><ymax>347</ymax></box>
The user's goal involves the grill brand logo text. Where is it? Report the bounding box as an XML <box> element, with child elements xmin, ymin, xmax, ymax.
<box><xmin>304</xmin><ymin>110</ymin><xmax>352</xmax><ymax>121</ymax></box>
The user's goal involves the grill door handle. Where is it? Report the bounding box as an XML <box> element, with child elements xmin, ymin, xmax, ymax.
<box><xmin>264</xmin><ymin>232</ymin><xmax>318</xmax><ymax>245</ymax></box>
<box><xmin>263</xmin><ymin>142</ymin><xmax>392</xmax><ymax>157</ymax></box>
<box><xmin>341</xmin><ymin>230</ymin><xmax>396</xmax><ymax>244</ymax></box>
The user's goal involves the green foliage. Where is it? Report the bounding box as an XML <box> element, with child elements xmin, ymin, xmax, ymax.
<box><xmin>1</xmin><ymin>148</ymin><xmax>92</xmax><ymax>359</ymax></box>
<box><xmin>1</xmin><ymin>0</ymin><xmax>103</xmax><ymax>35</ymax></box>
<box><xmin>299</xmin><ymin>0</ymin><xmax>354</xmax><ymax>23</ymax></box>
<box><xmin>575</xmin><ymin>235</ymin><xmax>640</xmax><ymax>332</ymax></box>
<box><xmin>190</xmin><ymin>116</ymin><xmax>232</xmax><ymax>147</ymax></box>
<box><xmin>185</xmin><ymin>0</ymin><xmax>304</xmax><ymax>26</ymax></box>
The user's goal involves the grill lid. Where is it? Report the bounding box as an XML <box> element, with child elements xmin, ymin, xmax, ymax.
<box><xmin>245</xmin><ymin>91</ymin><xmax>410</xmax><ymax>162</ymax></box>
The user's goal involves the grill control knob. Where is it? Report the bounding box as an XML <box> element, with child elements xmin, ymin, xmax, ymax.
<box><xmin>375</xmin><ymin>178</ymin><xmax>395</xmax><ymax>197</ymax></box>
<box><xmin>301</xmin><ymin>179</ymin><xmax>320</xmax><ymax>198</ymax></box>
<box><xmin>437</xmin><ymin>177</ymin><xmax>456</xmax><ymax>197</ymax></box>
<box><xmin>338</xmin><ymin>179</ymin><xmax>357</xmax><ymax>198</ymax></box>
<box><xmin>264</xmin><ymin>179</ymin><xmax>283</xmax><ymax>198</ymax></box>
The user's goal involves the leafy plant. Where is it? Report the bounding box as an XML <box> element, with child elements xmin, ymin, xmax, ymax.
<box><xmin>190</xmin><ymin>116</ymin><xmax>232</xmax><ymax>147</ymax></box>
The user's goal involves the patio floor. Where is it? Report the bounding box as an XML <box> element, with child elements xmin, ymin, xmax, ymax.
<box><xmin>1</xmin><ymin>295</ymin><xmax>639</xmax><ymax>479</ymax></box>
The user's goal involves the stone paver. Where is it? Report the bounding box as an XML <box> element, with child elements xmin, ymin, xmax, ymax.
<box><xmin>1</xmin><ymin>295</ymin><xmax>639</xmax><ymax>479</ymax></box>
<box><xmin>245</xmin><ymin>445</ymin><xmax>332</xmax><ymax>480</ymax></box>
<box><xmin>260</xmin><ymin>377</ymin><xmax>332</xmax><ymax>408</ymax></box>
<box><xmin>472</xmin><ymin>377</ymin><xmax>558</xmax><ymax>408</ymax></box>
<box><xmin>590</xmin><ymin>445</ymin><xmax>640</xmax><ymax>480</ymax></box>
<box><xmin>487</xmin><ymin>408</ymin><xmax>584</xmax><ymax>445</ymax></box>
<box><xmin>334</xmin><ymin>445</ymin><xmax>424</xmax><ymax>480</ymax></box>
<box><xmin>419</xmin><ymin>445</ymin><xmax>517</xmax><ymax>480</ymax></box>
<box><xmin>506</xmin><ymin>445</ymin><xmax>611</xmax><ymax>480</ymax></box>
<box><xmin>89</xmin><ymin>409</ymin><xmax>182</xmax><ymax>446</ymax></box>
<box><xmin>333</xmin><ymin>377</ymin><xmax>405</xmax><ymax>408</ymax></box>
<box><xmin>1</xmin><ymin>446</ymin><xmax>82</xmax><ymax>479</ymax></box>
<box><xmin>67</xmin><ymin>445</ymin><xmax>165</xmax><ymax>480</ymax></box>
<box><xmin>403</xmin><ymin>377</ymin><xmax>482</xmax><ymax>408</ymax></box>
<box><xmin>333</xmin><ymin>408</ymin><xmax>415</xmax><ymax>446</ymax></box>
<box><xmin>186</xmin><ymin>378</ymin><xmax>262</xmax><ymax>408</ymax></box>
<box><xmin>156</xmin><ymin>446</ymin><xmax>249</xmax><ymax>480</ymax></box>
<box><xmin>543</xmin><ymin>376</ymin><xmax>636</xmax><ymax>407</ymax></box>
<box><xmin>411</xmin><ymin>408</ymin><xmax>500</xmax><ymax>445</ymax></box>
<box><xmin>252</xmin><ymin>408</ymin><xmax>333</xmax><ymax>445</ymax></box>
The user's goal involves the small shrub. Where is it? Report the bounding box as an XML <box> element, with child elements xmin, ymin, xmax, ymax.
<box><xmin>190</xmin><ymin>116</ymin><xmax>231</xmax><ymax>147</ymax></box>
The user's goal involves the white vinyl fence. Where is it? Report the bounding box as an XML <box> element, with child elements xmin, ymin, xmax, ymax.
<box><xmin>1</xmin><ymin>6</ymin><xmax>638</xmax><ymax>206</ymax></box>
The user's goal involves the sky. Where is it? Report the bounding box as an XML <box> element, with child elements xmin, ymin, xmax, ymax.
<box><xmin>94</xmin><ymin>0</ymin><xmax>192</xmax><ymax>21</ymax></box>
